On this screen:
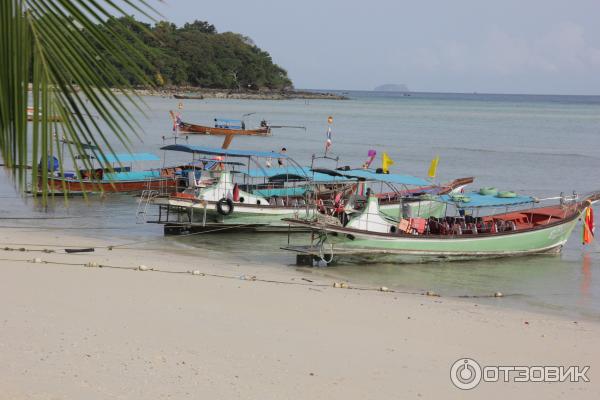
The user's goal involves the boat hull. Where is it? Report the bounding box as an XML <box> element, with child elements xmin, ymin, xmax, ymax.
<box><xmin>152</xmin><ymin>196</ymin><xmax>309</xmax><ymax>227</ymax></box>
<box><xmin>42</xmin><ymin>176</ymin><xmax>179</xmax><ymax>194</ymax></box>
<box><xmin>179</xmin><ymin>122</ymin><xmax>270</xmax><ymax>136</ymax></box>
<box><xmin>289</xmin><ymin>212</ymin><xmax>581</xmax><ymax>264</ymax></box>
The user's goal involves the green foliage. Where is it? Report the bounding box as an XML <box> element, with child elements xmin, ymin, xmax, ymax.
<box><xmin>98</xmin><ymin>17</ymin><xmax>293</xmax><ymax>90</ymax></box>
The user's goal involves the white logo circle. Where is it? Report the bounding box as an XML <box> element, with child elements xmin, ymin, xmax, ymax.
<box><xmin>450</xmin><ymin>358</ymin><xmax>482</xmax><ymax>390</ymax></box>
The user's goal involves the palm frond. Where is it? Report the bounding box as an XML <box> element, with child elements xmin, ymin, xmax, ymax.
<box><xmin>0</xmin><ymin>0</ymin><xmax>158</xmax><ymax>200</ymax></box>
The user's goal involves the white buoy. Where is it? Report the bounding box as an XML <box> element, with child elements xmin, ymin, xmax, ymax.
<box><xmin>85</xmin><ymin>262</ymin><xmax>99</xmax><ymax>268</ymax></box>
<box><xmin>138</xmin><ymin>265</ymin><xmax>149</xmax><ymax>271</ymax></box>
<box><xmin>192</xmin><ymin>270</ymin><xmax>202</xmax><ymax>276</ymax></box>
<box><xmin>32</xmin><ymin>257</ymin><xmax>42</xmax><ymax>263</ymax></box>
<box><xmin>494</xmin><ymin>292</ymin><xmax>504</xmax><ymax>298</ymax></box>
<box><xmin>380</xmin><ymin>286</ymin><xmax>389</xmax><ymax>292</ymax></box>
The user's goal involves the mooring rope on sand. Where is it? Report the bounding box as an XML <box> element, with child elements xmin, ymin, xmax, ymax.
<box><xmin>0</xmin><ymin>254</ymin><xmax>514</xmax><ymax>299</ymax></box>
<box><xmin>0</xmin><ymin>223</ymin><xmax>252</xmax><ymax>253</ymax></box>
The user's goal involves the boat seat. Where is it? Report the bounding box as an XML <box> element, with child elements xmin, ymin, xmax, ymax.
<box><xmin>276</xmin><ymin>198</ymin><xmax>285</xmax><ymax>207</ymax></box>
<box><xmin>398</xmin><ymin>219</ymin><xmax>411</xmax><ymax>233</ymax></box>
<box><xmin>410</xmin><ymin>218</ymin><xmax>427</xmax><ymax>234</ymax></box>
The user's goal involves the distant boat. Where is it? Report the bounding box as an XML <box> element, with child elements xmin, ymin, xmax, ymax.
<box><xmin>178</xmin><ymin>120</ymin><xmax>270</xmax><ymax>137</ymax></box>
<box><xmin>27</xmin><ymin>107</ymin><xmax>62</xmax><ymax>122</ymax></box>
<box><xmin>173</xmin><ymin>94</ymin><xmax>204</xmax><ymax>100</ymax></box>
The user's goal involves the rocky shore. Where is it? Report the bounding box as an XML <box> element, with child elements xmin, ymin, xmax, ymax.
<box><xmin>128</xmin><ymin>86</ymin><xmax>349</xmax><ymax>100</ymax></box>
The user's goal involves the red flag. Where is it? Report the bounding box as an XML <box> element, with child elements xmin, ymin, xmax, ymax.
<box><xmin>583</xmin><ymin>207</ymin><xmax>594</xmax><ymax>245</ymax></box>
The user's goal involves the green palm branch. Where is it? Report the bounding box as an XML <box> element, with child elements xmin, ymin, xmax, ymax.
<box><xmin>0</xmin><ymin>0</ymin><xmax>156</xmax><ymax>200</ymax></box>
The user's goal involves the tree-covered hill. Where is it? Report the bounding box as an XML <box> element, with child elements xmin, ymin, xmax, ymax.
<box><xmin>99</xmin><ymin>17</ymin><xmax>293</xmax><ymax>90</ymax></box>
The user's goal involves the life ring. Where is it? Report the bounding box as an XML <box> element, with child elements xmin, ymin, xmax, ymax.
<box><xmin>479</xmin><ymin>187</ymin><xmax>498</xmax><ymax>196</ymax></box>
<box><xmin>497</xmin><ymin>191</ymin><xmax>517</xmax><ymax>198</ymax></box>
<box><xmin>216</xmin><ymin>198</ymin><xmax>234</xmax><ymax>215</ymax></box>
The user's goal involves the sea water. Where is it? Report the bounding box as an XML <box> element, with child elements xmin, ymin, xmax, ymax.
<box><xmin>1</xmin><ymin>91</ymin><xmax>599</xmax><ymax>320</ymax></box>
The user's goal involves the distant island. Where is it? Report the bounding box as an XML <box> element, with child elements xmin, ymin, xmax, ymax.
<box><xmin>374</xmin><ymin>84</ymin><xmax>410</xmax><ymax>93</ymax></box>
<box><xmin>99</xmin><ymin>17</ymin><xmax>346</xmax><ymax>100</ymax></box>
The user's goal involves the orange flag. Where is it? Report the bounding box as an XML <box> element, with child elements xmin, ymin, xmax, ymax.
<box><xmin>583</xmin><ymin>207</ymin><xmax>594</xmax><ymax>245</ymax></box>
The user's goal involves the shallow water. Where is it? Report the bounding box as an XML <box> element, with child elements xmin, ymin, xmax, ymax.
<box><xmin>1</xmin><ymin>91</ymin><xmax>599</xmax><ymax>320</ymax></box>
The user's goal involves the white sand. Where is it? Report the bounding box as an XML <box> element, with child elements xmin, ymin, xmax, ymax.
<box><xmin>0</xmin><ymin>227</ymin><xmax>599</xmax><ymax>399</ymax></box>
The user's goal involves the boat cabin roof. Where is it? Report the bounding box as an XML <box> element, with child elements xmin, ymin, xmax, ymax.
<box><xmin>245</xmin><ymin>167</ymin><xmax>348</xmax><ymax>183</ymax></box>
<box><xmin>312</xmin><ymin>168</ymin><xmax>431</xmax><ymax>186</ymax></box>
<box><xmin>161</xmin><ymin>144</ymin><xmax>288</xmax><ymax>159</ymax></box>
<box><xmin>215</xmin><ymin>118</ymin><xmax>242</xmax><ymax>124</ymax></box>
<box><xmin>97</xmin><ymin>152</ymin><xmax>160</xmax><ymax>163</ymax></box>
<box><xmin>189</xmin><ymin>159</ymin><xmax>246</xmax><ymax>166</ymax></box>
<box><xmin>438</xmin><ymin>192</ymin><xmax>536</xmax><ymax>208</ymax></box>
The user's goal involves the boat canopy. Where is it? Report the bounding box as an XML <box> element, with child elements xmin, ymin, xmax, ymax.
<box><xmin>97</xmin><ymin>153</ymin><xmax>160</xmax><ymax>163</ymax></box>
<box><xmin>438</xmin><ymin>192</ymin><xmax>536</xmax><ymax>208</ymax></box>
<box><xmin>247</xmin><ymin>167</ymin><xmax>349</xmax><ymax>183</ymax></box>
<box><xmin>312</xmin><ymin>168</ymin><xmax>431</xmax><ymax>186</ymax></box>
<box><xmin>161</xmin><ymin>144</ymin><xmax>288</xmax><ymax>159</ymax></box>
<box><xmin>215</xmin><ymin>118</ymin><xmax>242</xmax><ymax>129</ymax></box>
<box><xmin>189</xmin><ymin>159</ymin><xmax>246</xmax><ymax>166</ymax></box>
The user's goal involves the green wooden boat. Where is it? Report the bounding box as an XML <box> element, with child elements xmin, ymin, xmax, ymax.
<box><xmin>284</xmin><ymin>191</ymin><xmax>600</xmax><ymax>264</ymax></box>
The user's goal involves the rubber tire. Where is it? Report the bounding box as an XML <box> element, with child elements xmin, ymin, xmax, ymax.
<box><xmin>216</xmin><ymin>198</ymin><xmax>234</xmax><ymax>216</ymax></box>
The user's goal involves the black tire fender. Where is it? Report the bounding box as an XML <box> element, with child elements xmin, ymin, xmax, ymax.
<box><xmin>216</xmin><ymin>198</ymin><xmax>234</xmax><ymax>216</ymax></box>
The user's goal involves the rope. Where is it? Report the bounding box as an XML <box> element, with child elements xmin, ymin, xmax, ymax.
<box><xmin>0</xmin><ymin>255</ymin><xmax>516</xmax><ymax>299</ymax></box>
<box><xmin>103</xmin><ymin>224</ymin><xmax>250</xmax><ymax>249</ymax></box>
<box><xmin>0</xmin><ymin>223</ymin><xmax>251</xmax><ymax>252</ymax></box>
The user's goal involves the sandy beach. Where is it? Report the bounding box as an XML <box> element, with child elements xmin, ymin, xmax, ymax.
<box><xmin>0</xmin><ymin>226</ymin><xmax>598</xmax><ymax>399</ymax></box>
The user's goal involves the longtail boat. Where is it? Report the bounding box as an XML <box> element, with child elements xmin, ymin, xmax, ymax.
<box><xmin>27</xmin><ymin>107</ymin><xmax>62</xmax><ymax>122</ymax></box>
<box><xmin>172</xmin><ymin>112</ymin><xmax>269</xmax><ymax>136</ymax></box>
<box><xmin>283</xmin><ymin>169</ymin><xmax>599</xmax><ymax>264</ymax></box>
<box><xmin>143</xmin><ymin>145</ymin><xmax>353</xmax><ymax>232</ymax></box>
<box><xmin>173</xmin><ymin>94</ymin><xmax>204</xmax><ymax>100</ymax></box>
<box><xmin>40</xmin><ymin>152</ymin><xmax>181</xmax><ymax>195</ymax></box>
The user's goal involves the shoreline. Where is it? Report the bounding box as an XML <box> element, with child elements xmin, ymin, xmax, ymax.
<box><xmin>1</xmin><ymin>226</ymin><xmax>599</xmax><ymax>398</ymax></box>
<box><xmin>122</xmin><ymin>86</ymin><xmax>349</xmax><ymax>100</ymax></box>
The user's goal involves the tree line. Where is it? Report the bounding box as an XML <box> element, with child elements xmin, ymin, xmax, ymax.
<box><xmin>97</xmin><ymin>17</ymin><xmax>293</xmax><ymax>90</ymax></box>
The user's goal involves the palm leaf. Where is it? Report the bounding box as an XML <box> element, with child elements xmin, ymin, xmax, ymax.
<box><xmin>0</xmin><ymin>0</ymin><xmax>158</xmax><ymax>200</ymax></box>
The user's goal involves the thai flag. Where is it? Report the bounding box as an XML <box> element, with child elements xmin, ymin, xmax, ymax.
<box><xmin>325</xmin><ymin>127</ymin><xmax>332</xmax><ymax>151</ymax></box>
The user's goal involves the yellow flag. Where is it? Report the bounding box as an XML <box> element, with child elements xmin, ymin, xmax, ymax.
<box><xmin>428</xmin><ymin>156</ymin><xmax>440</xmax><ymax>179</ymax></box>
<box><xmin>382</xmin><ymin>152</ymin><xmax>395</xmax><ymax>173</ymax></box>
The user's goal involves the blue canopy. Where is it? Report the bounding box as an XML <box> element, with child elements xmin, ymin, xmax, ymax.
<box><xmin>247</xmin><ymin>167</ymin><xmax>349</xmax><ymax>183</ymax></box>
<box><xmin>312</xmin><ymin>168</ymin><xmax>431</xmax><ymax>186</ymax></box>
<box><xmin>161</xmin><ymin>144</ymin><xmax>288</xmax><ymax>159</ymax></box>
<box><xmin>215</xmin><ymin>118</ymin><xmax>243</xmax><ymax>129</ymax></box>
<box><xmin>97</xmin><ymin>153</ymin><xmax>160</xmax><ymax>163</ymax></box>
<box><xmin>247</xmin><ymin>166</ymin><xmax>310</xmax><ymax>179</ymax></box>
<box><xmin>438</xmin><ymin>192</ymin><xmax>536</xmax><ymax>208</ymax></box>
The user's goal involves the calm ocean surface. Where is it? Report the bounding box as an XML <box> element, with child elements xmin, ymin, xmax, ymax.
<box><xmin>1</xmin><ymin>91</ymin><xmax>599</xmax><ymax>320</ymax></box>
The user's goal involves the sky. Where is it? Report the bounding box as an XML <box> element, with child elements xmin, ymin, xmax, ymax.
<box><xmin>120</xmin><ymin>0</ymin><xmax>600</xmax><ymax>94</ymax></box>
